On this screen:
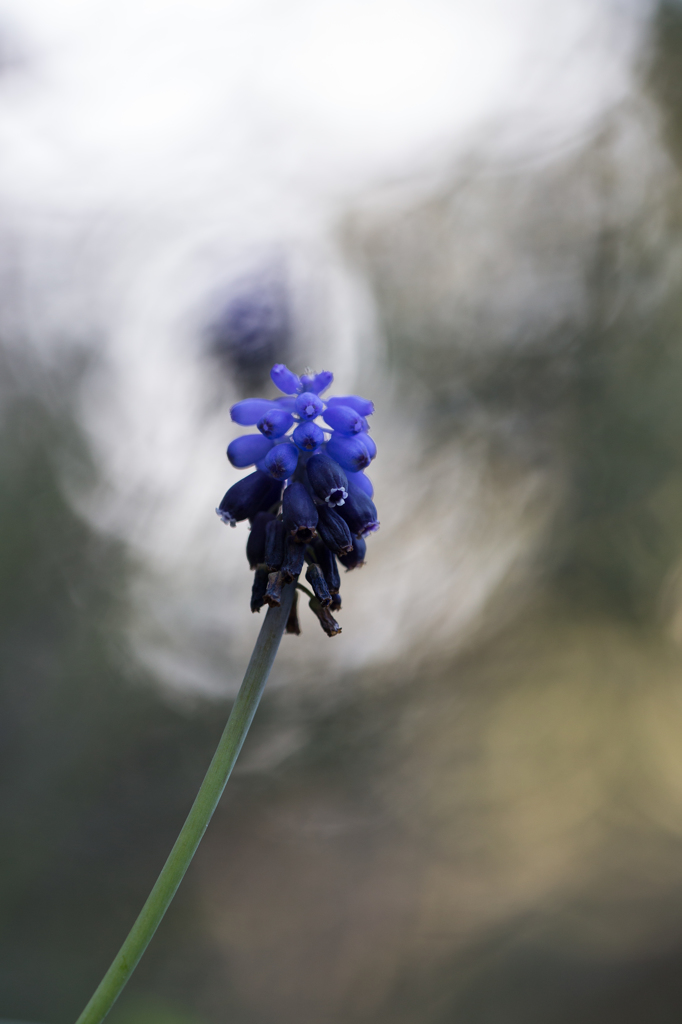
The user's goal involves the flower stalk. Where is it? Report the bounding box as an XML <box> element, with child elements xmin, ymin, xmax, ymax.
<box><xmin>75</xmin><ymin>583</ymin><xmax>296</xmax><ymax>1024</ymax></box>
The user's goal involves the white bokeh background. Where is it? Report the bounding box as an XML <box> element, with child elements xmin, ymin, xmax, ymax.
<box><xmin>0</xmin><ymin>0</ymin><xmax>654</xmax><ymax>694</ymax></box>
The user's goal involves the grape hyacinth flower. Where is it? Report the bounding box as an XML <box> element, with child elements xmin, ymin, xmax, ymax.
<box><xmin>74</xmin><ymin>366</ymin><xmax>379</xmax><ymax>1024</ymax></box>
<box><xmin>216</xmin><ymin>362</ymin><xmax>378</xmax><ymax>636</ymax></box>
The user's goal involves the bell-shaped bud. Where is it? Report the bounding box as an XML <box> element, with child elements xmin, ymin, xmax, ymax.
<box><xmin>337</xmin><ymin>489</ymin><xmax>379</xmax><ymax>538</ymax></box>
<box><xmin>309</xmin><ymin>596</ymin><xmax>342</xmax><ymax>637</ymax></box>
<box><xmin>250</xmin><ymin>567</ymin><xmax>269</xmax><ymax>613</ymax></box>
<box><xmin>246</xmin><ymin>511</ymin><xmax>274</xmax><ymax>568</ymax></box>
<box><xmin>264</xmin><ymin>518</ymin><xmax>286</xmax><ymax>570</ymax></box>
<box><xmin>282</xmin><ymin>481</ymin><xmax>318</xmax><ymax>543</ymax></box>
<box><xmin>299</xmin><ymin>370</ymin><xmax>334</xmax><ymax>395</ymax></box>
<box><xmin>326</xmin><ymin>432</ymin><xmax>372</xmax><ymax>473</ymax></box>
<box><xmin>271</xmin><ymin>363</ymin><xmax>300</xmax><ymax>394</ymax></box>
<box><xmin>347</xmin><ymin>471</ymin><xmax>373</xmax><ymax>499</ymax></box>
<box><xmin>315</xmin><ymin>504</ymin><xmax>353</xmax><ymax>556</ymax></box>
<box><xmin>230</xmin><ymin>398</ymin><xmax>277</xmax><ymax>425</ymax></box>
<box><xmin>294</xmin><ymin>391</ymin><xmax>324</xmax><ymax>420</ymax></box>
<box><xmin>293</xmin><ymin>421</ymin><xmax>325</xmax><ymax>452</ymax></box>
<box><xmin>306</xmin><ymin>563</ymin><xmax>331</xmax><ymax>606</ymax></box>
<box><xmin>330</xmin><ymin>592</ymin><xmax>342</xmax><ymax>612</ymax></box>
<box><xmin>314</xmin><ymin>541</ymin><xmax>340</xmax><ymax>593</ymax></box>
<box><xmin>257</xmin><ymin>408</ymin><xmax>294</xmax><ymax>439</ymax></box>
<box><xmin>325</xmin><ymin>395</ymin><xmax>374</xmax><ymax>417</ymax></box>
<box><xmin>322</xmin><ymin>404</ymin><xmax>368</xmax><ymax>436</ymax></box>
<box><xmin>281</xmin><ymin>536</ymin><xmax>307</xmax><ymax>582</ymax></box>
<box><xmin>227</xmin><ymin>433</ymin><xmax>273</xmax><ymax>468</ymax></box>
<box><xmin>338</xmin><ymin>535</ymin><xmax>366</xmax><ymax>570</ymax></box>
<box><xmin>261</xmin><ymin>440</ymin><xmax>299</xmax><ymax>480</ymax></box>
<box><xmin>306</xmin><ymin>453</ymin><xmax>348</xmax><ymax>506</ymax></box>
<box><xmin>216</xmin><ymin>471</ymin><xmax>282</xmax><ymax>525</ymax></box>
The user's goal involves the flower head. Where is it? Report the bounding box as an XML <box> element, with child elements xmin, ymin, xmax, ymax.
<box><xmin>217</xmin><ymin>364</ymin><xmax>378</xmax><ymax>634</ymax></box>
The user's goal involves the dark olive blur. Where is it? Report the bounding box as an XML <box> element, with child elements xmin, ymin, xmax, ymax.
<box><xmin>7</xmin><ymin>5</ymin><xmax>682</xmax><ymax>1024</ymax></box>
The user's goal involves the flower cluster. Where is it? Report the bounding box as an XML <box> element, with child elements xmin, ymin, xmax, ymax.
<box><xmin>216</xmin><ymin>364</ymin><xmax>378</xmax><ymax>636</ymax></box>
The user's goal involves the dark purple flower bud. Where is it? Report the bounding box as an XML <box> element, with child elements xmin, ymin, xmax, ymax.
<box><xmin>299</xmin><ymin>370</ymin><xmax>334</xmax><ymax>395</ymax></box>
<box><xmin>315</xmin><ymin>504</ymin><xmax>353</xmax><ymax>556</ymax></box>
<box><xmin>281</xmin><ymin>535</ymin><xmax>307</xmax><ymax>582</ymax></box>
<box><xmin>326</xmin><ymin>432</ymin><xmax>371</xmax><ymax>473</ymax></box>
<box><xmin>264</xmin><ymin>518</ymin><xmax>286</xmax><ymax>570</ymax></box>
<box><xmin>282</xmin><ymin>481</ymin><xmax>318</xmax><ymax>543</ymax></box>
<box><xmin>293</xmin><ymin>421</ymin><xmax>325</xmax><ymax>452</ymax></box>
<box><xmin>314</xmin><ymin>540</ymin><xmax>341</xmax><ymax>593</ymax></box>
<box><xmin>285</xmin><ymin>589</ymin><xmax>301</xmax><ymax>634</ymax></box>
<box><xmin>326</xmin><ymin>394</ymin><xmax>374</xmax><ymax>417</ymax></box>
<box><xmin>347</xmin><ymin>470</ymin><xmax>373</xmax><ymax>498</ymax></box>
<box><xmin>261</xmin><ymin>440</ymin><xmax>299</xmax><ymax>480</ymax></box>
<box><xmin>306</xmin><ymin>563</ymin><xmax>331</xmax><ymax>606</ymax></box>
<box><xmin>306</xmin><ymin>453</ymin><xmax>348</xmax><ymax>506</ymax></box>
<box><xmin>250</xmin><ymin>567</ymin><xmax>269</xmax><ymax>612</ymax></box>
<box><xmin>309</xmin><ymin>596</ymin><xmax>342</xmax><ymax>637</ymax></box>
<box><xmin>322</xmin><ymin>404</ymin><xmax>367</xmax><ymax>435</ymax></box>
<box><xmin>338</xmin><ymin>535</ymin><xmax>366</xmax><ymax>570</ymax></box>
<box><xmin>294</xmin><ymin>391</ymin><xmax>324</xmax><ymax>420</ymax></box>
<box><xmin>246</xmin><ymin>511</ymin><xmax>272</xmax><ymax>568</ymax></box>
<box><xmin>337</xmin><ymin>489</ymin><xmax>379</xmax><ymax>538</ymax></box>
<box><xmin>264</xmin><ymin>571</ymin><xmax>285</xmax><ymax>607</ymax></box>
<box><xmin>246</xmin><ymin>511</ymin><xmax>274</xmax><ymax>569</ymax></box>
<box><xmin>271</xmin><ymin>363</ymin><xmax>300</xmax><ymax>394</ymax></box>
<box><xmin>227</xmin><ymin>433</ymin><xmax>273</xmax><ymax>468</ymax></box>
<box><xmin>330</xmin><ymin>592</ymin><xmax>342</xmax><ymax>612</ymax></box>
<box><xmin>230</xmin><ymin>398</ymin><xmax>277</xmax><ymax>425</ymax></box>
<box><xmin>216</xmin><ymin>471</ymin><xmax>282</xmax><ymax>525</ymax></box>
<box><xmin>257</xmin><ymin>408</ymin><xmax>294</xmax><ymax>439</ymax></box>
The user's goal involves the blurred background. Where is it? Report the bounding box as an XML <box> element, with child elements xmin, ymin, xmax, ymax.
<box><xmin>6</xmin><ymin>0</ymin><xmax>682</xmax><ymax>1021</ymax></box>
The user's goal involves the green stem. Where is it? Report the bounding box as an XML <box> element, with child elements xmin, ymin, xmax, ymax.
<box><xmin>75</xmin><ymin>583</ymin><xmax>296</xmax><ymax>1024</ymax></box>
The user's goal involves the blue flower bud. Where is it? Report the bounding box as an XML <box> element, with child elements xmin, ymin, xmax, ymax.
<box><xmin>264</xmin><ymin>518</ymin><xmax>285</xmax><ymax>570</ymax></box>
<box><xmin>257</xmin><ymin>408</ymin><xmax>294</xmax><ymax>439</ymax></box>
<box><xmin>326</xmin><ymin>432</ymin><xmax>371</xmax><ymax>473</ymax></box>
<box><xmin>282</xmin><ymin>480</ymin><xmax>318</xmax><ymax>543</ymax></box>
<box><xmin>246</xmin><ymin>511</ymin><xmax>275</xmax><ymax>569</ymax></box>
<box><xmin>227</xmin><ymin>433</ymin><xmax>273</xmax><ymax>468</ymax></box>
<box><xmin>347</xmin><ymin>470</ymin><xmax>373</xmax><ymax>498</ymax></box>
<box><xmin>306</xmin><ymin>563</ymin><xmax>331</xmax><ymax>606</ymax></box>
<box><xmin>293</xmin><ymin>421</ymin><xmax>325</xmax><ymax>452</ymax></box>
<box><xmin>362</xmin><ymin>433</ymin><xmax>377</xmax><ymax>460</ymax></box>
<box><xmin>306</xmin><ymin>453</ymin><xmax>348</xmax><ymax>506</ymax></box>
<box><xmin>294</xmin><ymin>391</ymin><xmax>324</xmax><ymax>420</ymax></box>
<box><xmin>281</xmin><ymin>535</ymin><xmax>307</xmax><ymax>582</ymax></box>
<box><xmin>299</xmin><ymin>370</ymin><xmax>334</xmax><ymax>395</ymax></box>
<box><xmin>338</xmin><ymin>535</ymin><xmax>366</xmax><ymax>570</ymax></box>
<box><xmin>250</xmin><ymin>567</ymin><xmax>269</xmax><ymax>612</ymax></box>
<box><xmin>315</xmin><ymin>504</ymin><xmax>353</xmax><ymax>555</ymax></box>
<box><xmin>326</xmin><ymin>395</ymin><xmax>374</xmax><ymax>417</ymax></box>
<box><xmin>230</xmin><ymin>398</ymin><xmax>277</xmax><ymax>425</ymax></box>
<box><xmin>337</xmin><ymin>489</ymin><xmax>379</xmax><ymax>538</ymax></box>
<box><xmin>330</xmin><ymin>592</ymin><xmax>342</xmax><ymax>612</ymax></box>
<box><xmin>275</xmin><ymin>396</ymin><xmax>297</xmax><ymax>412</ymax></box>
<box><xmin>216</xmin><ymin>471</ymin><xmax>282</xmax><ymax>525</ymax></box>
<box><xmin>271</xmin><ymin>363</ymin><xmax>300</xmax><ymax>394</ymax></box>
<box><xmin>322</xmin><ymin>404</ymin><xmax>368</xmax><ymax>435</ymax></box>
<box><xmin>261</xmin><ymin>440</ymin><xmax>299</xmax><ymax>480</ymax></box>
